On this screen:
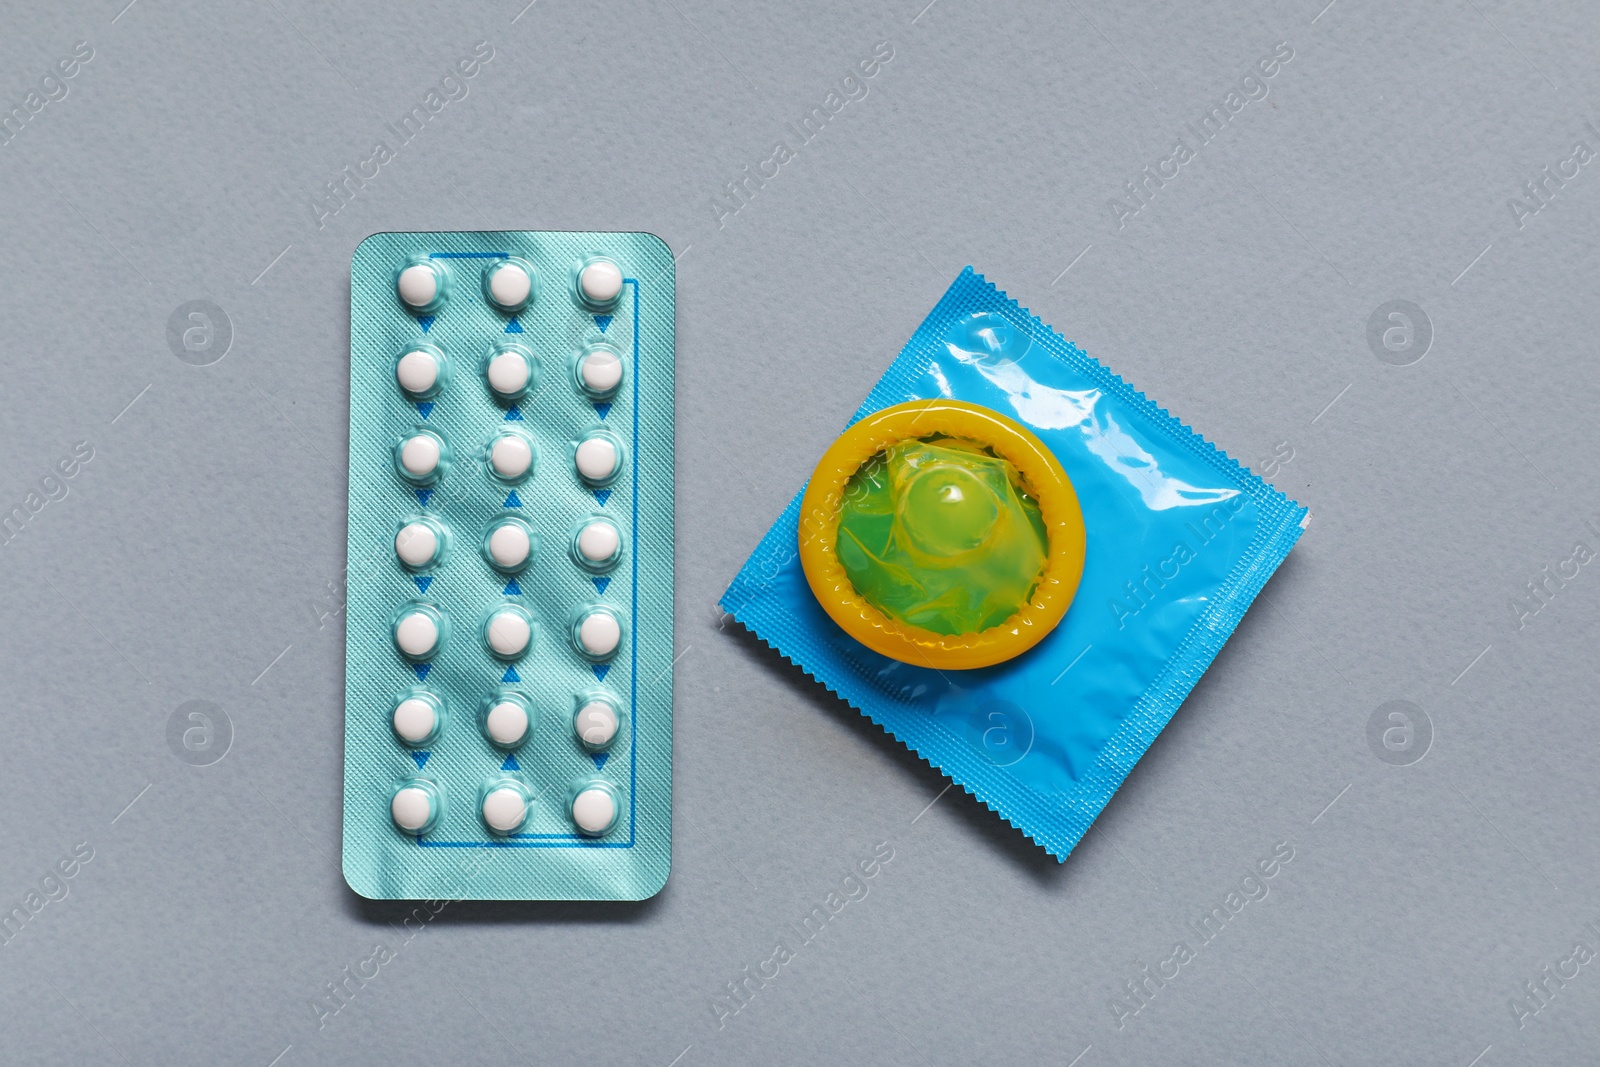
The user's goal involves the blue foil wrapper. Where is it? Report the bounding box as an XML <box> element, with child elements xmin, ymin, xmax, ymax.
<box><xmin>721</xmin><ymin>268</ymin><xmax>1305</xmax><ymax>859</ymax></box>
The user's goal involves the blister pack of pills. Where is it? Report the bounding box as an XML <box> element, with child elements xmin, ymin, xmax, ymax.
<box><xmin>343</xmin><ymin>231</ymin><xmax>674</xmax><ymax>900</ymax></box>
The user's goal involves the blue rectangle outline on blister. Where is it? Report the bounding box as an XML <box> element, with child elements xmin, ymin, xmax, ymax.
<box><xmin>416</xmin><ymin>274</ymin><xmax>641</xmax><ymax>850</ymax></box>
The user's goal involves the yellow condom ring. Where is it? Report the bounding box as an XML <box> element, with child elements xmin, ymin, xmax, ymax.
<box><xmin>799</xmin><ymin>399</ymin><xmax>1086</xmax><ymax>670</ymax></box>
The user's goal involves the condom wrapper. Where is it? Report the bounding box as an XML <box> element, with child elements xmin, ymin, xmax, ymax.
<box><xmin>721</xmin><ymin>268</ymin><xmax>1306</xmax><ymax>860</ymax></box>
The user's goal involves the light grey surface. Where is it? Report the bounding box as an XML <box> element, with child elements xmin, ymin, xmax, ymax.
<box><xmin>1</xmin><ymin>0</ymin><xmax>1597</xmax><ymax>1063</ymax></box>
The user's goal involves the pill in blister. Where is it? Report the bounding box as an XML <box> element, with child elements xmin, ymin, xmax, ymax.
<box><xmin>576</xmin><ymin>608</ymin><xmax>622</xmax><ymax>659</ymax></box>
<box><xmin>395</xmin><ymin>613</ymin><xmax>439</xmax><ymax>658</ymax></box>
<box><xmin>485</xmin><ymin>258</ymin><xmax>534</xmax><ymax>312</ymax></box>
<box><xmin>401</xmin><ymin>435</ymin><xmax>440</xmax><ymax>476</ymax></box>
<box><xmin>393</xmin><ymin>604</ymin><xmax>445</xmax><ymax>660</ymax></box>
<box><xmin>488</xmin><ymin>432</ymin><xmax>535</xmax><ymax>482</ymax></box>
<box><xmin>396</xmin><ymin>349</ymin><xmax>440</xmax><ymax>395</ymax></box>
<box><xmin>574</xmin><ymin>518</ymin><xmax>621</xmax><ymax>568</ymax></box>
<box><xmin>395</xmin><ymin>521</ymin><xmax>441</xmax><ymax>568</ymax></box>
<box><xmin>391</xmin><ymin>781</ymin><xmax>440</xmax><ymax>834</ymax></box>
<box><xmin>486</xmin><ymin>348</ymin><xmax>532</xmax><ymax>398</ymax></box>
<box><xmin>392</xmin><ymin>695</ymin><xmax>440</xmax><ymax>746</ymax></box>
<box><xmin>577</xmin><ymin>258</ymin><xmax>623</xmax><ymax>309</ymax></box>
<box><xmin>397</xmin><ymin>261</ymin><xmax>446</xmax><ymax>312</ymax></box>
<box><xmin>485</xmin><ymin>701</ymin><xmax>529</xmax><ymax>747</ymax></box>
<box><xmin>575</xmin><ymin>699</ymin><xmax>618</xmax><ymax>749</ymax></box>
<box><xmin>484</xmin><ymin>517</ymin><xmax>535</xmax><ymax>572</ymax></box>
<box><xmin>486</xmin><ymin>606</ymin><xmax>533</xmax><ymax>659</ymax></box>
<box><xmin>479</xmin><ymin>688</ymin><xmax>536</xmax><ymax>749</ymax></box>
<box><xmin>577</xmin><ymin>346</ymin><xmax>623</xmax><ymax>398</ymax></box>
<box><xmin>397</xmin><ymin>432</ymin><xmax>446</xmax><ymax>483</ymax></box>
<box><xmin>571</xmin><ymin>784</ymin><xmax>618</xmax><ymax>835</ymax></box>
<box><xmin>391</xmin><ymin>787</ymin><xmax>433</xmax><ymax>831</ymax></box>
<box><xmin>482</xmin><ymin>783</ymin><xmax>530</xmax><ymax>834</ymax></box>
<box><xmin>576</xmin><ymin>435</ymin><xmax>617</xmax><ymax>483</ymax></box>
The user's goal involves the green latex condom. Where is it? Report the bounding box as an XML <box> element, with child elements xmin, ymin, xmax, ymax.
<box><xmin>835</xmin><ymin>435</ymin><xmax>1049</xmax><ymax>636</ymax></box>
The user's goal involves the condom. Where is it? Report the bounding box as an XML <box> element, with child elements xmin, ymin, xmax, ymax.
<box><xmin>723</xmin><ymin>268</ymin><xmax>1307</xmax><ymax>860</ymax></box>
<box><xmin>840</xmin><ymin>437</ymin><xmax>1046</xmax><ymax>633</ymax></box>
<box><xmin>799</xmin><ymin>400</ymin><xmax>1085</xmax><ymax>670</ymax></box>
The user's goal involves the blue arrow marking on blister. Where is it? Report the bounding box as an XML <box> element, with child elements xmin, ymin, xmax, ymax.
<box><xmin>504</xmin><ymin>316</ymin><xmax>523</xmax><ymax>334</ymax></box>
<box><xmin>412</xmin><ymin>752</ymin><xmax>430</xmax><ymax>769</ymax></box>
<box><xmin>413</xmin><ymin>663</ymin><xmax>431</xmax><ymax>682</ymax></box>
<box><xmin>501</xmin><ymin>753</ymin><xmax>520</xmax><ymax>771</ymax></box>
<box><xmin>416</xmin><ymin>489</ymin><xmax>433</xmax><ymax>506</ymax></box>
<box><xmin>418</xmin><ymin>315</ymin><xmax>435</xmax><ymax>333</ymax></box>
<box><xmin>594</xmin><ymin>402</ymin><xmax>611</xmax><ymax>420</ymax></box>
<box><xmin>416</xmin><ymin>401</ymin><xmax>434</xmax><ymax>419</ymax></box>
<box><xmin>592</xmin><ymin>664</ymin><xmax>610</xmax><ymax>682</ymax></box>
<box><xmin>504</xmin><ymin>406</ymin><xmax>523</xmax><ymax>421</ymax></box>
<box><xmin>413</xmin><ymin>576</ymin><xmax>432</xmax><ymax>594</ymax></box>
<box><xmin>504</xmin><ymin>491</ymin><xmax>522</xmax><ymax>507</ymax></box>
<box><xmin>593</xmin><ymin>576</ymin><xmax>610</xmax><ymax>595</ymax></box>
<box><xmin>592</xmin><ymin>753</ymin><xmax>609</xmax><ymax>771</ymax></box>
<box><xmin>503</xmin><ymin>579</ymin><xmax>521</xmax><ymax>596</ymax></box>
<box><xmin>594</xmin><ymin>489</ymin><xmax>611</xmax><ymax>507</ymax></box>
<box><xmin>595</xmin><ymin>314</ymin><xmax>612</xmax><ymax>332</ymax></box>
<box><xmin>501</xmin><ymin>666</ymin><xmax>520</xmax><ymax>683</ymax></box>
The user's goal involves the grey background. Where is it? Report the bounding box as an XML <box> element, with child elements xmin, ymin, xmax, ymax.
<box><xmin>1</xmin><ymin>0</ymin><xmax>1596</xmax><ymax>1063</ymax></box>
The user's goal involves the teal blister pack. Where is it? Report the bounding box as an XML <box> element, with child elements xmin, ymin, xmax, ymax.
<box><xmin>344</xmin><ymin>231</ymin><xmax>674</xmax><ymax>900</ymax></box>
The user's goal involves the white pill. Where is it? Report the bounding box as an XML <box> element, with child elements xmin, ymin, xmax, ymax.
<box><xmin>575</xmin><ymin>701</ymin><xmax>619</xmax><ymax>748</ymax></box>
<box><xmin>395</xmin><ymin>522</ymin><xmax>438</xmax><ymax>567</ymax></box>
<box><xmin>488</xmin><ymin>261</ymin><xmax>531</xmax><ymax>309</ymax></box>
<box><xmin>487</xmin><ymin>522</ymin><xmax>532</xmax><ymax>568</ymax></box>
<box><xmin>395</xmin><ymin>611</ymin><xmax>439</xmax><ymax>658</ymax></box>
<box><xmin>488</xmin><ymin>610</ymin><xmax>532</xmax><ymax>657</ymax></box>
<box><xmin>487</xmin><ymin>350</ymin><xmax>530</xmax><ymax>396</ymax></box>
<box><xmin>578</xmin><ymin>611</ymin><xmax>621</xmax><ymax>657</ymax></box>
<box><xmin>485</xmin><ymin>701</ymin><xmax>530</xmax><ymax>747</ymax></box>
<box><xmin>400</xmin><ymin>434</ymin><xmax>441</xmax><ymax>478</ymax></box>
<box><xmin>579</xmin><ymin>349</ymin><xmax>623</xmax><ymax>394</ymax></box>
<box><xmin>482</xmin><ymin>787</ymin><xmax>528</xmax><ymax>833</ymax></box>
<box><xmin>490</xmin><ymin>434</ymin><xmax>534</xmax><ymax>480</ymax></box>
<box><xmin>571</xmin><ymin>787</ymin><xmax>617</xmax><ymax>835</ymax></box>
<box><xmin>393</xmin><ymin>698</ymin><xmax>438</xmax><ymax>744</ymax></box>
<box><xmin>397</xmin><ymin>263</ymin><xmax>440</xmax><ymax>308</ymax></box>
<box><xmin>396</xmin><ymin>350</ymin><xmax>439</xmax><ymax>394</ymax></box>
<box><xmin>576</xmin><ymin>520</ymin><xmax>620</xmax><ymax>565</ymax></box>
<box><xmin>391</xmin><ymin>787</ymin><xmax>434</xmax><ymax>832</ymax></box>
<box><xmin>575</xmin><ymin>437</ymin><xmax>618</xmax><ymax>481</ymax></box>
<box><xmin>578</xmin><ymin>260</ymin><xmax>623</xmax><ymax>305</ymax></box>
